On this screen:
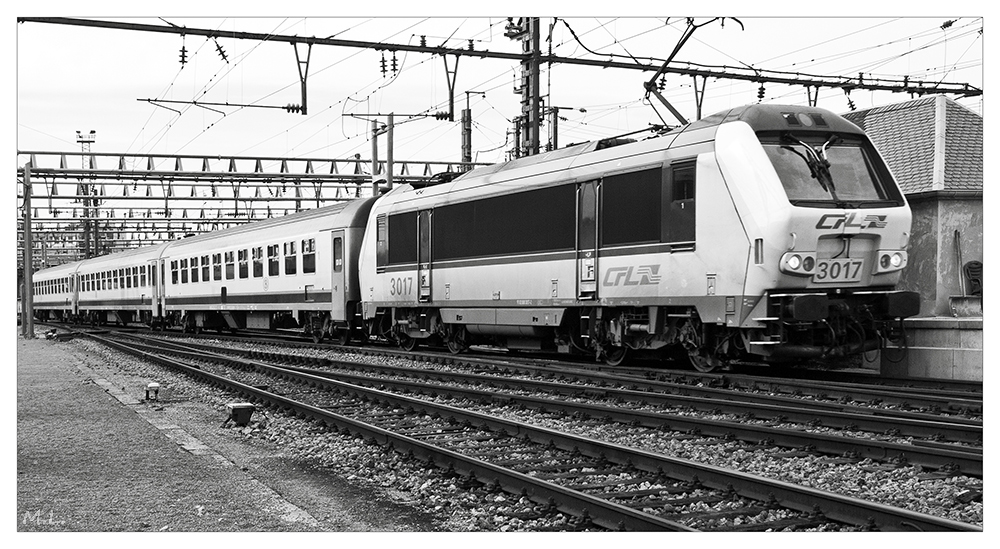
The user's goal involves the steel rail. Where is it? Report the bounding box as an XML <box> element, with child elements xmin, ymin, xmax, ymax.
<box><xmin>95</xmin><ymin>333</ymin><xmax>981</xmax><ymax>531</ymax></box>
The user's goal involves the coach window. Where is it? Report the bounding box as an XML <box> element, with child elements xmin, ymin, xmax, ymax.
<box><xmin>284</xmin><ymin>241</ymin><xmax>297</xmax><ymax>275</ymax></box>
<box><xmin>201</xmin><ymin>256</ymin><xmax>210</xmax><ymax>281</ymax></box>
<box><xmin>302</xmin><ymin>238</ymin><xmax>316</xmax><ymax>274</ymax></box>
<box><xmin>267</xmin><ymin>245</ymin><xmax>279</xmax><ymax>276</ymax></box>
<box><xmin>333</xmin><ymin>237</ymin><xmax>344</xmax><ymax>273</ymax></box>
<box><xmin>252</xmin><ymin>247</ymin><xmax>263</xmax><ymax>277</ymax></box>
<box><xmin>114</xmin><ymin>270</ymin><xmax>120</xmax><ymax>289</ymax></box>
<box><xmin>238</xmin><ymin>249</ymin><xmax>249</xmax><ymax>279</ymax></box>
<box><xmin>140</xmin><ymin>266</ymin><xmax>146</xmax><ymax>287</ymax></box>
<box><xmin>191</xmin><ymin>257</ymin><xmax>199</xmax><ymax>283</ymax></box>
<box><xmin>181</xmin><ymin>259</ymin><xmax>189</xmax><ymax>284</ymax></box>
<box><xmin>126</xmin><ymin>267</ymin><xmax>132</xmax><ymax>288</ymax></box>
<box><xmin>663</xmin><ymin>161</ymin><xmax>696</xmax><ymax>246</ymax></box>
<box><xmin>133</xmin><ymin>267</ymin><xmax>139</xmax><ymax>288</ymax></box>
<box><xmin>224</xmin><ymin>251</ymin><xmax>235</xmax><ymax>280</ymax></box>
<box><xmin>213</xmin><ymin>253</ymin><xmax>222</xmax><ymax>281</ymax></box>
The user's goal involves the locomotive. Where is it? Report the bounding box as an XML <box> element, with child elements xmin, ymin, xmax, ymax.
<box><xmin>29</xmin><ymin>103</ymin><xmax>919</xmax><ymax>372</ymax></box>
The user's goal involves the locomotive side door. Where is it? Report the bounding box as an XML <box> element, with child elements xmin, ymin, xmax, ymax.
<box><xmin>577</xmin><ymin>180</ymin><xmax>599</xmax><ymax>300</ymax></box>
<box><xmin>330</xmin><ymin>230</ymin><xmax>346</xmax><ymax>321</ymax></box>
<box><xmin>417</xmin><ymin>210</ymin><xmax>432</xmax><ymax>302</ymax></box>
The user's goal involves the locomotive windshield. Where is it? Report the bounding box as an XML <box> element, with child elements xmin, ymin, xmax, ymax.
<box><xmin>760</xmin><ymin>132</ymin><xmax>904</xmax><ymax>208</ymax></box>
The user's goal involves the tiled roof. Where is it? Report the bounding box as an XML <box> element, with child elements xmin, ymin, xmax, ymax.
<box><xmin>841</xmin><ymin>96</ymin><xmax>982</xmax><ymax>195</ymax></box>
<box><xmin>943</xmin><ymin>100</ymin><xmax>984</xmax><ymax>192</ymax></box>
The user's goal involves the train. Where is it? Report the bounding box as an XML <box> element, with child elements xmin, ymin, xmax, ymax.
<box><xmin>28</xmin><ymin>103</ymin><xmax>920</xmax><ymax>372</ymax></box>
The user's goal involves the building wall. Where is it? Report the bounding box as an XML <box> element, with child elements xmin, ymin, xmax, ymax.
<box><xmin>901</xmin><ymin>196</ymin><xmax>982</xmax><ymax>317</ymax></box>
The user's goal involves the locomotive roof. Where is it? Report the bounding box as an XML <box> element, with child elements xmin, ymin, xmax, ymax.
<box><xmin>449</xmin><ymin>104</ymin><xmax>863</xmax><ymax>185</ymax></box>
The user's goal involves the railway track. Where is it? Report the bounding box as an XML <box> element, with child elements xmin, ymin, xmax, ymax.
<box><xmin>79</xmin><ymin>331</ymin><xmax>981</xmax><ymax>531</ymax></box>
<box><xmin>114</xmin><ymin>332</ymin><xmax>984</xmax><ymax>476</ymax></box>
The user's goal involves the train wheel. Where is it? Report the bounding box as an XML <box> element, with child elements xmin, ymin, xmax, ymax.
<box><xmin>687</xmin><ymin>349</ymin><xmax>725</xmax><ymax>373</ymax></box>
<box><xmin>398</xmin><ymin>334</ymin><xmax>418</xmax><ymax>352</ymax></box>
<box><xmin>445</xmin><ymin>327</ymin><xmax>469</xmax><ymax>355</ymax></box>
<box><xmin>603</xmin><ymin>346</ymin><xmax>628</xmax><ymax>366</ymax></box>
<box><xmin>311</xmin><ymin>330</ymin><xmax>324</xmax><ymax>344</ymax></box>
<box><xmin>333</xmin><ymin>329</ymin><xmax>350</xmax><ymax>346</ymax></box>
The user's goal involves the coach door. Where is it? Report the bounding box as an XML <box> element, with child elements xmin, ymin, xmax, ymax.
<box><xmin>70</xmin><ymin>272</ymin><xmax>80</xmax><ymax>316</ymax></box>
<box><xmin>149</xmin><ymin>259</ymin><xmax>163</xmax><ymax>317</ymax></box>
<box><xmin>577</xmin><ymin>180</ymin><xmax>599</xmax><ymax>300</ymax></box>
<box><xmin>331</xmin><ymin>231</ymin><xmax>346</xmax><ymax>321</ymax></box>
<box><xmin>417</xmin><ymin>210</ymin><xmax>432</xmax><ymax>302</ymax></box>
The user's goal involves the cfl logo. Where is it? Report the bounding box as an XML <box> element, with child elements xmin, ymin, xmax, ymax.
<box><xmin>816</xmin><ymin>213</ymin><xmax>888</xmax><ymax>230</ymax></box>
<box><xmin>603</xmin><ymin>265</ymin><xmax>662</xmax><ymax>287</ymax></box>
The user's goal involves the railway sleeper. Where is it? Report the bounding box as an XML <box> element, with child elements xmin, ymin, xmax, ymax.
<box><xmin>709</xmin><ymin>515</ymin><xmax>829</xmax><ymax>532</ymax></box>
<box><xmin>564</xmin><ymin>476</ymin><xmax>664</xmax><ymax>491</ymax></box>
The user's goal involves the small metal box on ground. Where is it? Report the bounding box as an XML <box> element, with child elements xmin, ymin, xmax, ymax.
<box><xmin>226</xmin><ymin>403</ymin><xmax>255</xmax><ymax>426</ymax></box>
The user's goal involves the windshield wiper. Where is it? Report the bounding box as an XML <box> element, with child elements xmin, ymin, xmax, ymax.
<box><xmin>781</xmin><ymin>132</ymin><xmax>837</xmax><ymax>196</ymax></box>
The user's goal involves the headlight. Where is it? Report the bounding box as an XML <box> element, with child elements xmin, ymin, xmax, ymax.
<box><xmin>780</xmin><ymin>252</ymin><xmax>816</xmax><ymax>276</ymax></box>
<box><xmin>875</xmin><ymin>250</ymin><xmax>907</xmax><ymax>273</ymax></box>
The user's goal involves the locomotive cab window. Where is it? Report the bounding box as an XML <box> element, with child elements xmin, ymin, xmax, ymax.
<box><xmin>375</xmin><ymin>215</ymin><xmax>388</xmax><ymax>271</ymax></box>
<box><xmin>664</xmin><ymin>161</ymin><xmax>696</xmax><ymax>246</ymax></box>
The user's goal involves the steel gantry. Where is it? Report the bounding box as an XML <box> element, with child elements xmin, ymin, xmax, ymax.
<box><xmin>16</xmin><ymin>151</ymin><xmax>486</xmax><ymax>272</ymax></box>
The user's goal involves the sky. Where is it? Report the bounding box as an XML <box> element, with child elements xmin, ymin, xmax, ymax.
<box><xmin>14</xmin><ymin>11</ymin><xmax>985</xmax><ymax>170</ymax></box>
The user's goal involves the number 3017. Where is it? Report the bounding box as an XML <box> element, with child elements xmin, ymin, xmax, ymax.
<box><xmin>390</xmin><ymin>277</ymin><xmax>413</xmax><ymax>296</ymax></box>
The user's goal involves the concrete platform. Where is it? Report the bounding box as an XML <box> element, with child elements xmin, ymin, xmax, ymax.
<box><xmin>881</xmin><ymin>317</ymin><xmax>983</xmax><ymax>381</ymax></box>
<box><xmin>15</xmin><ymin>334</ymin><xmax>434</xmax><ymax>532</ymax></box>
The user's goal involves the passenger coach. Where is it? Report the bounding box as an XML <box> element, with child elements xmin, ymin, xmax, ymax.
<box><xmin>157</xmin><ymin>198</ymin><xmax>375</xmax><ymax>340</ymax></box>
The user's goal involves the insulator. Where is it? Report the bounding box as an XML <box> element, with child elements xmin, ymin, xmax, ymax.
<box><xmin>215</xmin><ymin>40</ymin><xmax>229</xmax><ymax>63</ymax></box>
<box><xmin>179</xmin><ymin>46</ymin><xmax>188</xmax><ymax>65</ymax></box>
<box><xmin>380</xmin><ymin>53</ymin><xmax>387</xmax><ymax>76</ymax></box>
<box><xmin>420</xmin><ymin>35</ymin><xmax>426</xmax><ymax>47</ymax></box>
<box><xmin>757</xmin><ymin>84</ymin><xmax>765</xmax><ymax>102</ymax></box>
<box><xmin>468</xmin><ymin>39</ymin><xmax>474</xmax><ymax>51</ymax></box>
<box><xmin>391</xmin><ymin>52</ymin><xmax>398</xmax><ymax>74</ymax></box>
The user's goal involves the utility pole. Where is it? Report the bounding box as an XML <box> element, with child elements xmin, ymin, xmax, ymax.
<box><xmin>507</xmin><ymin>18</ymin><xmax>542</xmax><ymax>158</ymax></box>
<box><xmin>76</xmin><ymin>130</ymin><xmax>96</xmax><ymax>258</ymax></box>
<box><xmin>462</xmin><ymin>91</ymin><xmax>485</xmax><ymax>166</ymax></box>
<box><xmin>371</xmin><ymin>114</ymin><xmax>395</xmax><ymax>195</ymax></box>
<box><xmin>22</xmin><ymin>161</ymin><xmax>34</xmax><ymax>339</ymax></box>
